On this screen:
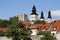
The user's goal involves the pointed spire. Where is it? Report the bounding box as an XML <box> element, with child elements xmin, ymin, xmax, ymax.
<box><xmin>32</xmin><ymin>5</ymin><xmax>36</xmax><ymax>10</ymax></box>
<box><xmin>31</xmin><ymin>5</ymin><xmax>38</xmax><ymax>15</ymax></box>
<box><xmin>40</xmin><ymin>11</ymin><xmax>44</xmax><ymax>19</ymax></box>
<box><xmin>48</xmin><ymin>11</ymin><xmax>52</xmax><ymax>19</ymax></box>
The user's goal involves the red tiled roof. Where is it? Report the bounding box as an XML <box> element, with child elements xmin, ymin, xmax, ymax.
<box><xmin>31</xmin><ymin>24</ymin><xmax>43</xmax><ymax>27</ymax></box>
<box><xmin>0</xmin><ymin>28</ymin><xmax>8</xmax><ymax>32</ymax></box>
<box><xmin>0</xmin><ymin>20</ymin><xmax>60</xmax><ymax>32</ymax></box>
<box><xmin>23</xmin><ymin>20</ymin><xmax>30</xmax><ymax>29</ymax></box>
<box><xmin>29</xmin><ymin>20</ymin><xmax>60</xmax><ymax>31</ymax></box>
<box><xmin>52</xmin><ymin>20</ymin><xmax>60</xmax><ymax>31</ymax></box>
<box><xmin>30</xmin><ymin>23</ymin><xmax>50</xmax><ymax>28</ymax></box>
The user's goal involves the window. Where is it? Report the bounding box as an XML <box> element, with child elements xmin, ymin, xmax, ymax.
<box><xmin>53</xmin><ymin>27</ymin><xmax>57</xmax><ymax>31</ymax></box>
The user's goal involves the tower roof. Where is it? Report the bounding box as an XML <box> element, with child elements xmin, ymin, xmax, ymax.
<box><xmin>31</xmin><ymin>5</ymin><xmax>38</xmax><ymax>15</ymax></box>
<box><xmin>40</xmin><ymin>11</ymin><xmax>44</xmax><ymax>19</ymax></box>
<box><xmin>48</xmin><ymin>11</ymin><xmax>52</xmax><ymax>19</ymax></box>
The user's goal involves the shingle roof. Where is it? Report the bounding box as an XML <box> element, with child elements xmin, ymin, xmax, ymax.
<box><xmin>0</xmin><ymin>28</ymin><xmax>8</xmax><ymax>32</ymax></box>
<box><xmin>0</xmin><ymin>20</ymin><xmax>60</xmax><ymax>32</ymax></box>
<box><xmin>29</xmin><ymin>20</ymin><xmax>60</xmax><ymax>31</ymax></box>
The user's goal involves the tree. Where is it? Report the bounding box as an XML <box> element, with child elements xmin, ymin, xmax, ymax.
<box><xmin>0</xmin><ymin>20</ymin><xmax>10</xmax><ymax>28</ymax></box>
<box><xmin>9</xmin><ymin>16</ymin><xmax>18</xmax><ymax>24</ymax></box>
<box><xmin>0</xmin><ymin>31</ymin><xmax>5</xmax><ymax>36</ymax></box>
<box><xmin>34</xmin><ymin>20</ymin><xmax>45</xmax><ymax>24</ymax></box>
<box><xmin>0</xmin><ymin>19</ymin><xmax>3</xmax><ymax>23</ymax></box>
<box><xmin>7</xmin><ymin>23</ymin><xmax>29</xmax><ymax>40</ymax></box>
<box><xmin>7</xmin><ymin>16</ymin><xmax>29</xmax><ymax>40</ymax></box>
<box><xmin>0</xmin><ymin>16</ymin><xmax>29</xmax><ymax>40</ymax></box>
<box><xmin>37</xmin><ymin>31</ymin><xmax>57</xmax><ymax>40</ymax></box>
<box><xmin>37</xmin><ymin>31</ymin><xmax>46</xmax><ymax>35</ymax></box>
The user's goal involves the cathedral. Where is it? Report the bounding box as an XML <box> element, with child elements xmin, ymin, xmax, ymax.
<box><xmin>30</xmin><ymin>5</ymin><xmax>52</xmax><ymax>24</ymax></box>
<box><xmin>17</xmin><ymin>5</ymin><xmax>60</xmax><ymax>35</ymax></box>
<box><xmin>0</xmin><ymin>5</ymin><xmax>60</xmax><ymax>36</ymax></box>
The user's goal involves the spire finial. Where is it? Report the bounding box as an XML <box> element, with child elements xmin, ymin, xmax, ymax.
<box><xmin>30</xmin><ymin>5</ymin><xmax>38</xmax><ymax>15</ymax></box>
<box><xmin>48</xmin><ymin>10</ymin><xmax>52</xmax><ymax>19</ymax></box>
<box><xmin>40</xmin><ymin>11</ymin><xmax>44</xmax><ymax>19</ymax></box>
<box><xmin>32</xmin><ymin>5</ymin><xmax>36</xmax><ymax>9</ymax></box>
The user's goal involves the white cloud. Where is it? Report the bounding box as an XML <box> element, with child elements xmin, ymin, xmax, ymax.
<box><xmin>51</xmin><ymin>10</ymin><xmax>60</xmax><ymax>16</ymax></box>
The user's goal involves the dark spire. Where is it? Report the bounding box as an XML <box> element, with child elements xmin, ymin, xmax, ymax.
<box><xmin>40</xmin><ymin>11</ymin><xmax>44</xmax><ymax>19</ymax></box>
<box><xmin>48</xmin><ymin>11</ymin><xmax>52</xmax><ymax>19</ymax></box>
<box><xmin>31</xmin><ymin>5</ymin><xmax>38</xmax><ymax>15</ymax></box>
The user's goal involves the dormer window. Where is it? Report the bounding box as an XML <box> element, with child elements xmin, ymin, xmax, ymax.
<box><xmin>53</xmin><ymin>27</ymin><xmax>57</xmax><ymax>31</ymax></box>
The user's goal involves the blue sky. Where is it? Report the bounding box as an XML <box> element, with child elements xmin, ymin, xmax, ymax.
<box><xmin>0</xmin><ymin>0</ymin><xmax>60</xmax><ymax>21</ymax></box>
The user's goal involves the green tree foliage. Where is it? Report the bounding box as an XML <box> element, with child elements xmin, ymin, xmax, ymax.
<box><xmin>9</xmin><ymin>16</ymin><xmax>18</xmax><ymax>24</ymax></box>
<box><xmin>0</xmin><ymin>20</ymin><xmax>10</xmax><ymax>28</ymax></box>
<box><xmin>34</xmin><ymin>20</ymin><xmax>45</xmax><ymax>24</ymax></box>
<box><xmin>0</xmin><ymin>31</ymin><xmax>8</xmax><ymax>36</ymax></box>
<box><xmin>37</xmin><ymin>31</ymin><xmax>46</xmax><ymax>35</ymax></box>
<box><xmin>0</xmin><ymin>16</ymin><xmax>29</xmax><ymax>40</ymax></box>
<box><xmin>7</xmin><ymin>23</ymin><xmax>29</xmax><ymax>40</ymax></box>
<box><xmin>0</xmin><ymin>19</ymin><xmax>3</xmax><ymax>23</ymax></box>
<box><xmin>7</xmin><ymin>16</ymin><xmax>29</xmax><ymax>40</ymax></box>
<box><xmin>37</xmin><ymin>31</ymin><xmax>57</xmax><ymax>40</ymax></box>
<box><xmin>0</xmin><ymin>31</ymin><xmax>5</xmax><ymax>36</ymax></box>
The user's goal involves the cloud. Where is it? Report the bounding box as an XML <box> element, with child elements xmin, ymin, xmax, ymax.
<box><xmin>51</xmin><ymin>10</ymin><xmax>60</xmax><ymax>16</ymax></box>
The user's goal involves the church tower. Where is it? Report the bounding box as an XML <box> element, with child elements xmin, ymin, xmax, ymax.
<box><xmin>30</xmin><ymin>5</ymin><xmax>38</xmax><ymax>24</ymax></box>
<box><xmin>40</xmin><ymin>11</ymin><xmax>44</xmax><ymax>21</ymax></box>
<box><xmin>47</xmin><ymin>11</ymin><xmax>52</xmax><ymax>23</ymax></box>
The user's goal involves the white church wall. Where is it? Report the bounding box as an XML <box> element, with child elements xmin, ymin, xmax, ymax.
<box><xmin>30</xmin><ymin>15</ymin><xmax>38</xmax><ymax>21</ymax></box>
<box><xmin>47</xmin><ymin>18</ymin><xmax>52</xmax><ymax>23</ymax></box>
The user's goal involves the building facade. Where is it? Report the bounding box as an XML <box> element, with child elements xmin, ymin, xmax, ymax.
<box><xmin>30</xmin><ymin>5</ymin><xmax>38</xmax><ymax>24</ymax></box>
<box><xmin>0</xmin><ymin>5</ymin><xmax>60</xmax><ymax>36</ymax></box>
<box><xmin>17</xmin><ymin>14</ymin><xmax>28</xmax><ymax>21</ymax></box>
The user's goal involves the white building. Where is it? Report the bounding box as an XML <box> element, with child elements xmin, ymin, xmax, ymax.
<box><xmin>30</xmin><ymin>5</ymin><xmax>38</xmax><ymax>24</ymax></box>
<box><xmin>47</xmin><ymin>11</ymin><xmax>52</xmax><ymax>23</ymax></box>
